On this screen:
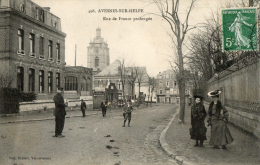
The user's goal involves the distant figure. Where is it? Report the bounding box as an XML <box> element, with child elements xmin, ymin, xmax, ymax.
<box><xmin>208</xmin><ymin>90</ymin><xmax>233</xmax><ymax>149</ymax></box>
<box><xmin>81</xmin><ymin>99</ymin><xmax>87</xmax><ymax>117</ymax></box>
<box><xmin>100</xmin><ymin>102</ymin><xmax>107</xmax><ymax>117</ymax></box>
<box><xmin>190</xmin><ymin>95</ymin><xmax>207</xmax><ymax>147</ymax></box>
<box><xmin>53</xmin><ymin>88</ymin><xmax>66</xmax><ymax>137</ymax></box>
<box><xmin>122</xmin><ymin>100</ymin><xmax>133</xmax><ymax>127</ymax></box>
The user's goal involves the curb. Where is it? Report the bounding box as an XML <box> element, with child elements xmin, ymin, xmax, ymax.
<box><xmin>0</xmin><ymin>112</ymin><xmax>98</xmax><ymax>125</ymax></box>
<box><xmin>159</xmin><ymin>107</ymin><xmax>194</xmax><ymax>165</ymax></box>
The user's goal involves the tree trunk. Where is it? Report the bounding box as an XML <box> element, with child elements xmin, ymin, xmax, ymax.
<box><xmin>178</xmin><ymin>79</ymin><xmax>186</xmax><ymax>123</ymax></box>
<box><xmin>131</xmin><ymin>83</ymin><xmax>134</xmax><ymax>99</ymax></box>
<box><xmin>138</xmin><ymin>83</ymin><xmax>141</xmax><ymax>98</ymax></box>
<box><xmin>177</xmin><ymin>42</ymin><xmax>186</xmax><ymax>124</ymax></box>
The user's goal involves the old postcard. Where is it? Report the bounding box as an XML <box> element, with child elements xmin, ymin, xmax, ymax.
<box><xmin>0</xmin><ymin>0</ymin><xmax>259</xmax><ymax>165</ymax></box>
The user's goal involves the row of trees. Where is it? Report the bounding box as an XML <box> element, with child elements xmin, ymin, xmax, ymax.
<box><xmin>152</xmin><ymin>0</ymin><xmax>259</xmax><ymax>123</ymax></box>
<box><xmin>187</xmin><ymin>0</ymin><xmax>260</xmax><ymax>89</ymax></box>
<box><xmin>118</xmin><ymin>59</ymin><xmax>156</xmax><ymax>102</ymax></box>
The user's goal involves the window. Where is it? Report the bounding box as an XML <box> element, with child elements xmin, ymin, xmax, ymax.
<box><xmin>36</xmin><ymin>7</ymin><xmax>39</xmax><ymax>20</ymax></box>
<box><xmin>174</xmin><ymin>81</ymin><xmax>177</xmax><ymax>87</ymax></box>
<box><xmin>56</xmin><ymin>43</ymin><xmax>60</xmax><ymax>62</ymax></box>
<box><xmin>28</xmin><ymin>68</ymin><xmax>35</xmax><ymax>92</ymax></box>
<box><xmin>18</xmin><ymin>29</ymin><xmax>24</xmax><ymax>54</ymax></box>
<box><xmin>159</xmin><ymin>90</ymin><xmax>163</xmax><ymax>94</ymax></box>
<box><xmin>95</xmin><ymin>57</ymin><xmax>99</xmax><ymax>67</ymax></box>
<box><xmin>95</xmin><ymin>48</ymin><xmax>99</xmax><ymax>54</ymax></box>
<box><xmin>56</xmin><ymin>73</ymin><xmax>60</xmax><ymax>90</ymax></box>
<box><xmin>166</xmin><ymin>81</ymin><xmax>169</xmax><ymax>87</ymax></box>
<box><xmin>65</xmin><ymin>76</ymin><xmax>78</xmax><ymax>91</ymax></box>
<box><xmin>20</xmin><ymin>4</ymin><xmax>25</xmax><ymax>12</ymax></box>
<box><xmin>118</xmin><ymin>82</ymin><xmax>121</xmax><ymax>90</ymax></box>
<box><xmin>48</xmin><ymin>72</ymin><xmax>53</xmax><ymax>93</ymax></box>
<box><xmin>17</xmin><ymin>67</ymin><xmax>24</xmax><ymax>91</ymax></box>
<box><xmin>39</xmin><ymin>70</ymin><xmax>44</xmax><ymax>93</ymax></box>
<box><xmin>39</xmin><ymin>36</ymin><xmax>44</xmax><ymax>58</ymax></box>
<box><xmin>39</xmin><ymin>9</ymin><xmax>44</xmax><ymax>22</ymax></box>
<box><xmin>29</xmin><ymin>33</ymin><xmax>35</xmax><ymax>56</ymax></box>
<box><xmin>48</xmin><ymin>40</ymin><xmax>53</xmax><ymax>60</ymax></box>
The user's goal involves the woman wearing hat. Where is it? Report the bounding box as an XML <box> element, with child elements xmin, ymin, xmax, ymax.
<box><xmin>190</xmin><ymin>95</ymin><xmax>207</xmax><ymax>147</ymax></box>
<box><xmin>208</xmin><ymin>90</ymin><xmax>233</xmax><ymax>149</ymax></box>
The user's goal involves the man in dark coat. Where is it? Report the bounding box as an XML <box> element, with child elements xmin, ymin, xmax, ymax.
<box><xmin>122</xmin><ymin>100</ymin><xmax>133</xmax><ymax>127</ymax></box>
<box><xmin>53</xmin><ymin>88</ymin><xmax>66</xmax><ymax>137</ymax></box>
<box><xmin>81</xmin><ymin>99</ymin><xmax>87</xmax><ymax>117</ymax></box>
<box><xmin>100</xmin><ymin>102</ymin><xmax>107</xmax><ymax>117</ymax></box>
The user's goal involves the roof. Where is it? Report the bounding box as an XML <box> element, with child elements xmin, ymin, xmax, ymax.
<box><xmin>96</xmin><ymin>60</ymin><xmax>121</xmax><ymax>76</ymax></box>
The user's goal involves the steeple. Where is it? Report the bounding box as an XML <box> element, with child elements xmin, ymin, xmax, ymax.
<box><xmin>96</xmin><ymin>27</ymin><xmax>101</xmax><ymax>38</ymax></box>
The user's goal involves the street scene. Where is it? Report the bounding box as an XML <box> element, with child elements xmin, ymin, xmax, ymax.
<box><xmin>0</xmin><ymin>0</ymin><xmax>260</xmax><ymax>165</ymax></box>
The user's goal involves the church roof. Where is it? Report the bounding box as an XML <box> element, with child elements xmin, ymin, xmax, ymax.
<box><xmin>95</xmin><ymin>60</ymin><xmax>121</xmax><ymax>77</ymax></box>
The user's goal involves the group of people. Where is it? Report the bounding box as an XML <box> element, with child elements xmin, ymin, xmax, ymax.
<box><xmin>190</xmin><ymin>89</ymin><xmax>233</xmax><ymax>149</ymax></box>
<box><xmin>52</xmin><ymin>88</ymin><xmax>135</xmax><ymax>138</ymax></box>
<box><xmin>100</xmin><ymin>100</ymin><xmax>134</xmax><ymax>127</ymax></box>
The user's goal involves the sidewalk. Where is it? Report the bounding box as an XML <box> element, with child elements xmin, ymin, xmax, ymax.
<box><xmin>0</xmin><ymin>108</ymin><xmax>98</xmax><ymax>124</ymax></box>
<box><xmin>161</xmin><ymin>105</ymin><xmax>260</xmax><ymax>165</ymax></box>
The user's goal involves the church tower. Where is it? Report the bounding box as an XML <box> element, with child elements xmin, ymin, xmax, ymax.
<box><xmin>87</xmin><ymin>28</ymin><xmax>110</xmax><ymax>73</ymax></box>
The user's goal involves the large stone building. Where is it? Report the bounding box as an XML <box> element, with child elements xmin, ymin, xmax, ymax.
<box><xmin>156</xmin><ymin>70</ymin><xmax>193</xmax><ymax>103</ymax></box>
<box><xmin>87</xmin><ymin>28</ymin><xmax>110</xmax><ymax>73</ymax></box>
<box><xmin>0</xmin><ymin>0</ymin><xmax>66</xmax><ymax>99</ymax></box>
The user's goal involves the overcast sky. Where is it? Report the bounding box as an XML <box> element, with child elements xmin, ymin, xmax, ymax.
<box><xmin>33</xmin><ymin>0</ymin><xmax>232</xmax><ymax>76</ymax></box>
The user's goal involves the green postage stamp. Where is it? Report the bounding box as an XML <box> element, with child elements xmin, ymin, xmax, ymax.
<box><xmin>222</xmin><ymin>8</ymin><xmax>258</xmax><ymax>51</ymax></box>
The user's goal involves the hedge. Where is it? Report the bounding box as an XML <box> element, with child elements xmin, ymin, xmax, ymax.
<box><xmin>0</xmin><ymin>88</ymin><xmax>37</xmax><ymax>114</ymax></box>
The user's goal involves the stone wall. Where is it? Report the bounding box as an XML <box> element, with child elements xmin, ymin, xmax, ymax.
<box><xmin>207</xmin><ymin>58</ymin><xmax>260</xmax><ymax>138</ymax></box>
<box><xmin>19</xmin><ymin>97</ymin><xmax>93</xmax><ymax>112</ymax></box>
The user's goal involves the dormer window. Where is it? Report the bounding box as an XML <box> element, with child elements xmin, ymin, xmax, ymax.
<box><xmin>20</xmin><ymin>4</ymin><xmax>25</xmax><ymax>13</ymax></box>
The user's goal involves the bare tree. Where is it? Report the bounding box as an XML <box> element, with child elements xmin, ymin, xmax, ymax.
<box><xmin>136</xmin><ymin>68</ymin><xmax>145</xmax><ymax>99</ymax></box>
<box><xmin>147</xmin><ymin>74</ymin><xmax>156</xmax><ymax>106</ymax></box>
<box><xmin>118</xmin><ymin>59</ymin><xmax>127</xmax><ymax>100</ymax></box>
<box><xmin>0</xmin><ymin>73</ymin><xmax>13</xmax><ymax>88</ymax></box>
<box><xmin>127</xmin><ymin>66</ymin><xmax>138</xmax><ymax>99</ymax></box>
<box><xmin>152</xmin><ymin>0</ymin><xmax>197</xmax><ymax>123</ymax></box>
<box><xmin>187</xmin><ymin>2</ymin><xmax>260</xmax><ymax>86</ymax></box>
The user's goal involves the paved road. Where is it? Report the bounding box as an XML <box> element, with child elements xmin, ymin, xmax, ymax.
<box><xmin>0</xmin><ymin>104</ymin><xmax>178</xmax><ymax>165</ymax></box>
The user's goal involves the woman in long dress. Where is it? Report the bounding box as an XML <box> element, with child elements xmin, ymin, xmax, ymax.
<box><xmin>190</xmin><ymin>96</ymin><xmax>207</xmax><ymax>147</ymax></box>
<box><xmin>208</xmin><ymin>90</ymin><xmax>233</xmax><ymax>149</ymax></box>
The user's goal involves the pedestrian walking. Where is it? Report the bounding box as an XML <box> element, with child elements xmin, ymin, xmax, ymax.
<box><xmin>122</xmin><ymin>100</ymin><xmax>133</xmax><ymax>127</ymax></box>
<box><xmin>53</xmin><ymin>88</ymin><xmax>66</xmax><ymax>138</ymax></box>
<box><xmin>190</xmin><ymin>95</ymin><xmax>207</xmax><ymax>147</ymax></box>
<box><xmin>81</xmin><ymin>99</ymin><xmax>87</xmax><ymax>117</ymax></box>
<box><xmin>207</xmin><ymin>90</ymin><xmax>233</xmax><ymax>149</ymax></box>
<box><xmin>100</xmin><ymin>102</ymin><xmax>107</xmax><ymax>117</ymax></box>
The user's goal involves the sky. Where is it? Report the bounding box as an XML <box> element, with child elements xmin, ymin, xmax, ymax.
<box><xmin>33</xmin><ymin>0</ymin><xmax>232</xmax><ymax>76</ymax></box>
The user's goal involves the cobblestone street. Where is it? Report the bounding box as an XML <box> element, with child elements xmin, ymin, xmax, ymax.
<box><xmin>0</xmin><ymin>104</ymin><xmax>177</xmax><ymax>165</ymax></box>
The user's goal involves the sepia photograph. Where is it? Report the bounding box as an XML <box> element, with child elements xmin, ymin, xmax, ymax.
<box><xmin>0</xmin><ymin>0</ymin><xmax>259</xmax><ymax>165</ymax></box>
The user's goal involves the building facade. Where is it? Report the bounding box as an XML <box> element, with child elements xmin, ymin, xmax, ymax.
<box><xmin>156</xmin><ymin>70</ymin><xmax>192</xmax><ymax>103</ymax></box>
<box><xmin>87</xmin><ymin>28</ymin><xmax>110</xmax><ymax>73</ymax></box>
<box><xmin>93</xmin><ymin>60</ymin><xmax>132</xmax><ymax>100</ymax></box>
<box><xmin>0</xmin><ymin>0</ymin><xmax>66</xmax><ymax>99</ymax></box>
<box><xmin>64</xmin><ymin>66</ymin><xmax>93</xmax><ymax>97</ymax></box>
